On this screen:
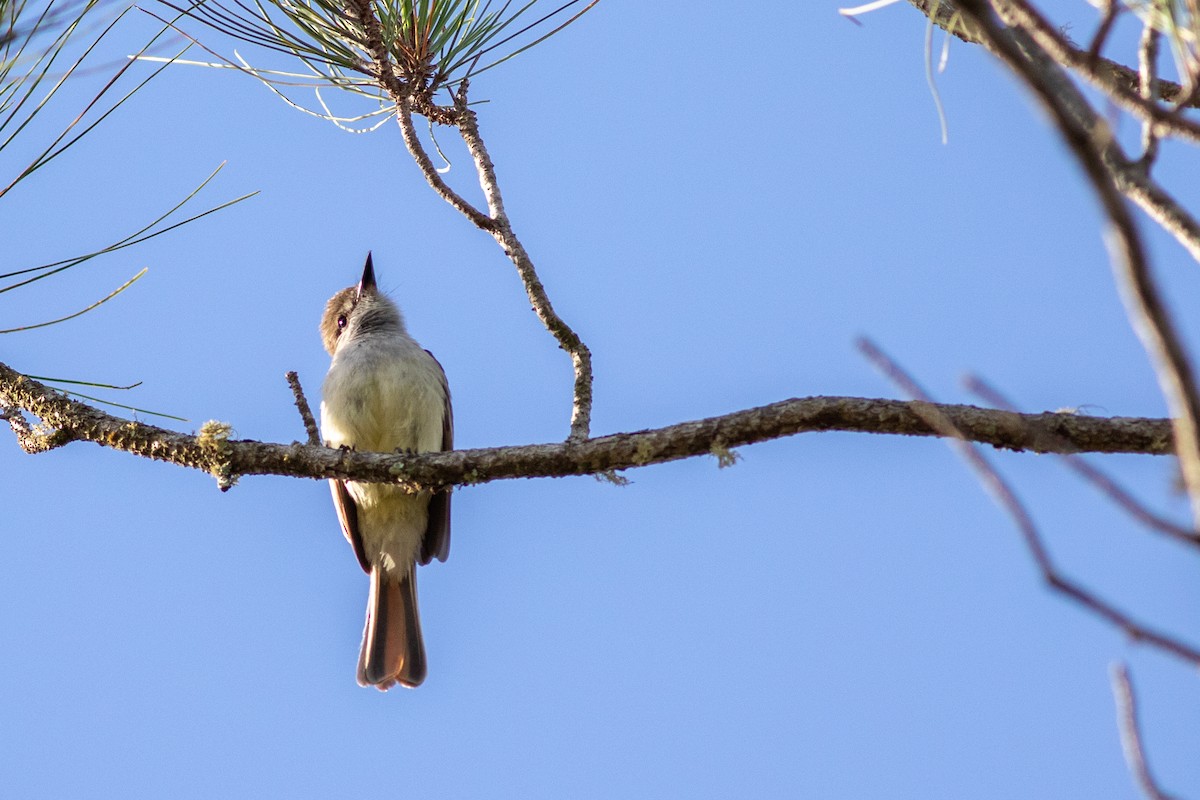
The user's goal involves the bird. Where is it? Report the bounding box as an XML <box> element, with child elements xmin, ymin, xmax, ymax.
<box><xmin>319</xmin><ymin>252</ymin><xmax>452</xmax><ymax>690</ymax></box>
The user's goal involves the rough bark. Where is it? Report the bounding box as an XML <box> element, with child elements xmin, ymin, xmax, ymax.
<box><xmin>0</xmin><ymin>361</ymin><xmax>1174</xmax><ymax>492</ymax></box>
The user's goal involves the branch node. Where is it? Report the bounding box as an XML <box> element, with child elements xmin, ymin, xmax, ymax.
<box><xmin>710</xmin><ymin>440</ymin><xmax>742</xmax><ymax>468</ymax></box>
<box><xmin>0</xmin><ymin>400</ymin><xmax>72</xmax><ymax>453</ymax></box>
<box><xmin>198</xmin><ymin>419</ymin><xmax>239</xmax><ymax>491</ymax></box>
<box><xmin>595</xmin><ymin>469</ymin><xmax>630</xmax><ymax>486</ymax></box>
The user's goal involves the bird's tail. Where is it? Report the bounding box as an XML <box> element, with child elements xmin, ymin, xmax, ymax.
<box><xmin>358</xmin><ymin>566</ymin><xmax>427</xmax><ymax>690</ymax></box>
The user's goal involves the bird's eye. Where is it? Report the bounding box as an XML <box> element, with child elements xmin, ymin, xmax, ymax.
<box><xmin>337</xmin><ymin>314</ymin><xmax>348</xmax><ymax>330</ymax></box>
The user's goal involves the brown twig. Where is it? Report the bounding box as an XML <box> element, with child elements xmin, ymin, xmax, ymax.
<box><xmin>964</xmin><ymin>376</ymin><xmax>1200</xmax><ymax>548</ymax></box>
<box><xmin>346</xmin><ymin>0</ymin><xmax>594</xmax><ymax>442</ymax></box>
<box><xmin>343</xmin><ymin>0</ymin><xmax>402</xmax><ymax>94</ymax></box>
<box><xmin>904</xmin><ymin>0</ymin><xmax>1170</xmax><ymax>98</ymax></box>
<box><xmin>1111</xmin><ymin>663</ymin><xmax>1182</xmax><ymax>800</ymax></box>
<box><xmin>859</xmin><ymin>337</ymin><xmax>1200</xmax><ymax>668</ymax></box>
<box><xmin>342</xmin><ymin>0</ymin><xmax>493</xmax><ymax>231</ymax></box>
<box><xmin>285</xmin><ymin>371</ymin><xmax>320</xmax><ymax>446</ymax></box>
<box><xmin>452</xmin><ymin>82</ymin><xmax>593</xmax><ymax>442</ymax></box>
<box><xmin>904</xmin><ymin>0</ymin><xmax>1200</xmax><ymax>265</ymax></box>
<box><xmin>1137</xmin><ymin>20</ymin><xmax>1162</xmax><ymax>169</ymax></box>
<box><xmin>953</xmin><ymin>0</ymin><xmax>1200</xmax><ymax>529</ymax></box>
<box><xmin>394</xmin><ymin>100</ymin><xmax>495</xmax><ymax>231</ymax></box>
<box><xmin>910</xmin><ymin>0</ymin><xmax>1200</xmax><ymax>135</ymax></box>
<box><xmin>995</xmin><ymin>0</ymin><xmax>1200</xmax><ymax>139</ymax></box>
<box><xmin>1085</xmin><ymin>0</ymin><xmax>1120</xmax><ymax>68</ymax></box>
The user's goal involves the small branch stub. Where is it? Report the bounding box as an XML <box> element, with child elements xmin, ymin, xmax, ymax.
<box><xmin>710</xmin><ymin>440</ymin><xmax>741</xmax><ymax>468</ymax></box>
<box><xmin>286</xmin><ymin>371</ymin><xmax>321</xmax><ymax>446</ymax></box>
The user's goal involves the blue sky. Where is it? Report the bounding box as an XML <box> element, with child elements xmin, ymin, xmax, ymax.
<box><xmin>4</xmin><ymin>1</ymin><xmax>1200</xmax><ymax>797</ymax></box>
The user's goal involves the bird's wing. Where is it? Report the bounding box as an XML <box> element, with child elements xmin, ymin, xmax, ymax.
<box><xmin>420</xmin><ymin>349</ymin><xmax>452</xmax><ymax>565</ymax></box>
<box><xmin>330</xmin><ymin>478</ymin><xmax>370</xmax><ymax>573</ymax></box>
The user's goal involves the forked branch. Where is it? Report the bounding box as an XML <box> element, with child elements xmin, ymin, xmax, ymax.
<box><xmin>342</xmin><ymin>0</ymin><xmax>594</xmax><ymax>442</ymax></box>
<box><xmin>904</xmin><ymin>0</ymin><xmax>1200</xmax><ymax>264</ymax></box>
<box><xmin>952</xmin><ymin>0</ymin><xmax>1200</xmax><ymax>528</ymax></box>
<box><xmin>860</xmin><ymin>338</ymin><xmax>1200</xmax><ymax>669</ymax></box>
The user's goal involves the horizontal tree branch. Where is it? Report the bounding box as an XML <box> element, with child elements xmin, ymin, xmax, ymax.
<box><xmin>0</xmin><ymin>361</ymin><xmax>1175</xmax><ymax>492</ymax></box>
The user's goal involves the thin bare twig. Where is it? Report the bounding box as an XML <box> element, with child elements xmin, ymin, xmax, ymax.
<box><xmin>452</xmin><ymin>82</ymin><xmax>593</xmax><ymax>442</ymax></box>
<box><xmin>285</xmin><ymin>371</ymin><xmax>320</xmax><ymax>446</ymax></box>
<box><xmin>905</xmin><ymin>0</ymin><xmax>1200</xmax><ymax>265</ymax></box>
<box><xmin>995</xmin><ymin>0</ymin><xmax>1200</xmax><ymax>142</ymax></box>
<box><xmin>904</xmin><ymin>0</ymin><xmax>1186</xmax><ymax>103</ymax></box>
<box><xmin>340</xmin><ymin>0</ymin><xmax>594</xmax><ymax>442</ymax></box>
<box><xmin>1137</xmin><ymin>20</ymin><xmax>1161</xmax><ymax>169</ymax></box>
<box><xmin>1085</xmin><ymin>0</ymin><xmax>1120</xmax><ymax>68</ymax></box>
<box><xmin>939</xmin><ymin>0</ymin><xmax>1200</xmax><ymax>140</ymax></box>
<box><xmin>964</xmin><ymin>376</ymin><xmax>1200</xmax><ymax>548</ymax></box>
<box><xmin>394</xmin><ymin>99</ymin><xmax>495</xmax><ymax>230</ymax></box>
<box><xmin>953</xmin><ymin>0</ymin><xmax>1200</xmax><ymax>529</ymax></box>
<box><xmin>858</xmin><ymin>338</ymin><xmax>1200</xmax><ymax>668</ymax></box>
<box><xmin>1111</xmin><ymin>663</ymin><xmax>1182</xmax><ymax>800</ymax></box>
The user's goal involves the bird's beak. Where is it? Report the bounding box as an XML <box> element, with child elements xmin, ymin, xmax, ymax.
<box><xmin>357</xmin><ymin>252</ymin><xmax>377</xmax><ymax>299</ymax></box>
